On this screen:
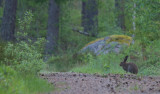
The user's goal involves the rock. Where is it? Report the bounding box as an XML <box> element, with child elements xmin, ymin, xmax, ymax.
<box><xmin>80</xmin><ymin>35</ymin><xmax>133</xmax><ymax>55</ymax></box>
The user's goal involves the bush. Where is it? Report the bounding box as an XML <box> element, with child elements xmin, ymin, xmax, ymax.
<box><xmin>0</xmin><ymin>8</ymin><xmax>53</xmax><ymax>94</ymax></box>
<box><xmin>2</xmin><ymin>38</ymin><xmax>46</xmax><ymax>74</ymax></box>
<box><xmin>138</xmin><ymin>40</ymin><xmax>160</xmax><ymax>76</ymax></box>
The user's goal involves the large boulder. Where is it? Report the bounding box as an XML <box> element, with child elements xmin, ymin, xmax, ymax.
<box><xmin>81</xmin><ymin>35</ymin><xmax>133</xmax><ymax>55</ymax></box>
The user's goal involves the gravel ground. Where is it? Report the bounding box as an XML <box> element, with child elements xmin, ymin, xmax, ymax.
<box><xmin>39</xmin><ymin>72</ymin><xmax>160</xmax><ymax>94</ymax></box>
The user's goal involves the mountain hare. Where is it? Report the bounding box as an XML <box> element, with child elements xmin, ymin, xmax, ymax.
<box><xmin>120</xmin><ymin>56</ymin><xmax>138</xmax><ymax>74</ymax></box>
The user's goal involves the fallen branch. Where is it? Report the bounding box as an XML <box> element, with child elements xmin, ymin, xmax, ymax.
<box><xmin>72</xmin><ymin>28</ymin><xmax>90</xmax><ymax>36</ymax></box>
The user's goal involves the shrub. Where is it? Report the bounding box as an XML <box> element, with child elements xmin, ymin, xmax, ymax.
<box><xmin>2</xmin><ymin>38</ymin><xmax>46</xmax><ymax>74</ymax></box>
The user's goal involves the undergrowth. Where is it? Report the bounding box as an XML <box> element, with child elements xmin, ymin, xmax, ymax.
<box><xmin>70</xmin><ymin>40</ymin><xmax>160</xmax><ymax>76</ymax></box>
<box><xmin>0</xmin><ymin>11</ymin><xmax>54</xmax><ymax>94</ymax></box>
<box><xmin>0</xmin><ymin>65</ymin><xmax>53</xmax><ymax>94</ymax></box>
<box><xmin>0</xmin><ymin>38</ymin><xmax>54</xmax><ymax>94</ymax></box>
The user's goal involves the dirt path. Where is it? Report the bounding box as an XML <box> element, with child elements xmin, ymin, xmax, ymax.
<box><xmin>39</xmin><ymin>72</ymin><xmax>160</xmax><ymax>94</ymax></box>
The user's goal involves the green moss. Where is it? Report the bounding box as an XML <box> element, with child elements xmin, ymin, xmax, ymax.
<box><xmin>83</xmin><ymin>37</ymin><xmax>104</xmax><ymax>49</ymax></box>
<box><xmin>106</xmin><ymin>35</ymin><xmax>132</xmax><ymax>45</ymax></box>
<box><xmin>82</xmin><ymin>35</ymin><xmax>132</xmax><ymax>49</ymax></box>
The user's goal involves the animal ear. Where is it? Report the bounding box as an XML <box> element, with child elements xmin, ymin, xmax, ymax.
<box><xmin>123</xmin><ymin>56</ymin><xmax>128</xmax><ymax>62</ymax></box>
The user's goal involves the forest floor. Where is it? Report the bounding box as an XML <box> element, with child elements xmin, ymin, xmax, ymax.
<box><xmin>39</xmin><ymin>72</ymin><xmax>160</xmax><ymax>94</ymax></box>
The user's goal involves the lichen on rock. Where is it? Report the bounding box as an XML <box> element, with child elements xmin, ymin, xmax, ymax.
<box><xmin>81</xmin><ymin>35</ymin><xmax>133</xmax><ymax>55</ymax></box>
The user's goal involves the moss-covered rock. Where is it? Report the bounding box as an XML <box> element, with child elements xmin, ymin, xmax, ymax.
<box><xmin>106</xmin><ymin>35</ymin><xmax>132</xmax><ymax>45</ymax></box>
<box><xmin>81</xmin><ymin>35</ymin><xmax>133</xmax><ymax>55</ymax></box>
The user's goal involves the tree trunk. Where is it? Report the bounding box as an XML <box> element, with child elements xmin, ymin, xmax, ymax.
<box><xmin>81</xmin><ymin>0</ymin><xmax>98</xmax><ymax>37</ymax></box>
<box><xmin>132</xmin><ymin>2</ymin><xmax>136</xmax><ymax>38</ymax></box>
<box><xmin>132</xmin><ymin>2</ymin><xmax>136</xmax><ymax>32</ymax></box>
<box><xmin>115</xmin><ymin>0</ymin><xmax>126</xmax><ymax>31</ymax></box>
<box><xmin>0</xmin><ymin>0</ymin><xmax>3</xmax><ymax>7</ymax></box>
<box><xmin>0</xmin><ymin>0</ymin><xmax>17</xmax><ymax>41</ymax></box>
<box><xmin>45</xmin><ymin>0</ymin><xmax>59</xmax><ymax>55</ymax></box>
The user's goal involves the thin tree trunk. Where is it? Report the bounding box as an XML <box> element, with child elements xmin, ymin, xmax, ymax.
<box><xmin>45</xmin><ymin>0</ymin><xmax>59</xmax><ymax>55</ymax></box>
<box><xmin>132</xmin><ymin>2</ymin><xmax>136</xmax><ymax>32</ymax></box>
<box><xmin>0</xmin><ymin>0</ymin><xmax>17</xmax><ymax>41</ymax></box>
<box><xmin>115</xmin><ymin>0</ymin><xmax>126</xmax><ymax>31</ymax></box>
<box><xmin>132</xmin><ymin>1</ymin><xmax>136</xmax><ymax>43</ymax></box>
<box><xmin>81</xmin><ymin>0</ymin><xmax>98</xmax><ymax>37</ymax></box>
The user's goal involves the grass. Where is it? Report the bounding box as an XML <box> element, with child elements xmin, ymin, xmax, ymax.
<box><xmin>0</xmin><ymin>75</ymin><xmax>54</xmax><ymax>94</ymax></box>
<box><xmin>0</xmin><ymin>66</ymin><xmax>54</xmax><ymax>94</ymax></box>
<box><xmin>46</xmin><ymin>53</ymin><xmax>87</xmax><ymax>72</ymax></box>
<box><xmin>69</xmin><ymin>40</ymin><xmax>160</xmax><ymax>76</ymax></box>
<box><xmin>71</xmin><ymin>54</ymin><xmax>127</xmax><ymax>75</ymax></box>
<box><xmin>45</xmin><ymin>39</ymin><xmax>160</xmax><ymax>77</ymax></box>
<box><xmin>24</xmin><ymin>75</ymin><xmax>54</xmax><ymax>93</ymax></box>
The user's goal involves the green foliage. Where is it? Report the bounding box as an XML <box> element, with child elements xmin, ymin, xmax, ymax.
<box><xmin>71</xmin><ymin>53</ymin><xmax>126</xmax><ymax>74</ymax></box>
<box><xmin>0</xmin><ymin>4</ymin><xmax>54</xmax><ymax>94</ymax></box>
<box><xmin>0</xmin><ymin>65</ymin><xmax>28</xmax><ymax>94</ymax></box>
<box><xmin>125</xmin><ymin>0</ymin><xmax>160</xmax><ymax>46</ymax></box>
<box><xmin>118</xmin><ymin>40</ymin><xmax>160</xmax><ymax>75</ymax></box>
<box><xmin>59</xmin><ymin>0</ymin><xmax>93</xmax><ymax>53</ymax></box>
<box><xmin>17</xmin><ymin>10</ymin><xmax>46</xmax><ymax>38</ymax></box>
<box><xmin>14</xmin><ymin>0</ymin><xmax>159</xmax><ymax>77</ymax></box>
<box><xmin>47</xmin><ymin>52</ymin><xmax>87</xmax><ymax>72</ymax></box>
<box><xmin>138</xmin><ymin>40</ymin><xmax>160</xmax><ymax>76</ymax></box>
<box><xmin>23</xmin><ymin>75</ymin><xmax>54</xmax><ymax>93</ymax></box>
<box><xmin>71</xmin><ymin>39</ymin><xmax>160</xmax><ymax>76</ymax></box>
<box><xmin>0</xmin><ymin>41</ymin><xmax>6</xmax><ymax>62</ymax></box>
<box><xmin>2</xmin><ymin>38</ymin><xmax>46</xmax><ymax>74</ymax></box>
<box><xmin>98</xmin><ymin>0</ymin><xmax>124</xmax><ymax>37</ymax></box>
<box><xmin>82</xmin><ymin>53</ymin><xmax>94</xmax><ymax>64</ymax></box>
<box><xmin>9</xmin><ymin>0</ymin><xmax>160</xmax><ymax>79</ymax></box>
<box><xmin>3</xmin><ymin>11</ymin><xmax>46</xmax><ymax>74</ymax></box>
<box><xmin>0</xmin><ymin>7</ymin><xmax>3</xmax><ymax>17</ymax></box>
<box><xmin>0</xmin><ymin>65</ymin><xmax>53</xmax><ymax>94</ymax></box>
<box><xmin>17</xmin><ymin>1</ymin><xmax>48</xmax><ymax>38</ymax></box>
<box><xmin>0</xmin><ymin>7</ymin><xmax>3</xmax><ymax>25</ymax></box>
<box><xmin>121</xmin><ymin>40</ymin><xmax>160</xmax><ymax>76</ymax></box>
<box><xmin>1</xmin><ymin>10</ymin><xmax>47</xmax><ymax>75</ymax></box>
<box><xmin>18</xmin><ymin>10</ymin><xmax>33</xmax><ymax>32</ymax></box>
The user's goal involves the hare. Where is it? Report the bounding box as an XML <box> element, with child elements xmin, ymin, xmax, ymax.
<box><xmin>120</xmin><ymin>56</ymin><xmax>138</xmax><ymax>74</ymax></box>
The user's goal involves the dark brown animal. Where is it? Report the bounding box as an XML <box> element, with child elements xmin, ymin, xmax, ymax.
<box><xmin>120</xmin><ymin>56</ymin><xmax>138</xmax><ymax>74</ymax></box>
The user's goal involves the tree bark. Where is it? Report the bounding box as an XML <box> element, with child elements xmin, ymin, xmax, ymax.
<box><xmin>81</xmin><ymin>0</ymin><xmax>98</xmax><ymax>37</ymax></box>
<box><xmin>115</xmin><ymin>0</ymin><xmax>126</xmax><ymax>31</ymax></box>
<box><xmin>132</xmin><ymin>2</ymin><xmax>136</xmax><ymax>32</ymax></box>
<box><xmin>132</xmin><ymin>2</ymin><xmax>136</xmax><ymax>38</ymax></box>
<box><xmin>0</xmin><ymin>0</ymin><xmax>17</xmax><ymax>41</ymax></box>
<box><xmin>0</xmin><ymin>0</ymin><xmax>3</xmax><ymax>7</ymax></box>
<box><xmin>45</xmin><ymin>0</ymin><xmax>59</xmax><ymax>55</ymax></box>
